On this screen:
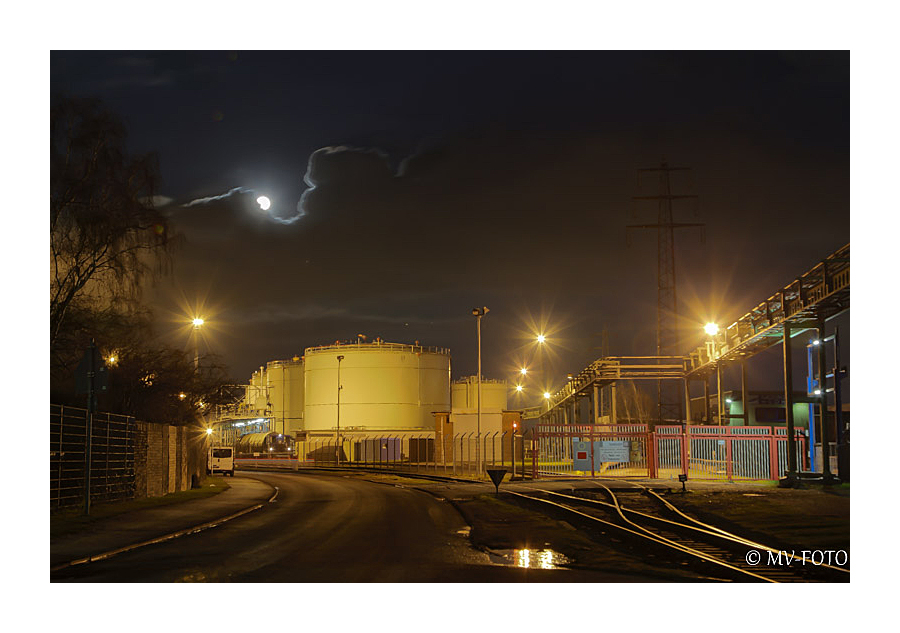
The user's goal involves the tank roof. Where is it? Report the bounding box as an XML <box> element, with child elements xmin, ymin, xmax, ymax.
<box><xmin>305</xmin><ymin>341</ymin><xmax>450</xmax><ymax>355</ymax></box>
<box><xmin>454</xmin><ymin>375</ymin><xmax>507</xmax><ymax>385</ymax></box>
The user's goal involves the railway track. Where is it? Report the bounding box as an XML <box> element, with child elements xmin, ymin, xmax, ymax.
<box><xmin>508</xmin><ymin>481</ymin><xmax>849</xmax><ymax>583</ymax></box>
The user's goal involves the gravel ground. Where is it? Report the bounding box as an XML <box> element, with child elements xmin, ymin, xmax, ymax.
<box><xmin>664</xmin><ymin>482</ymin><xmax>850</xmax><ymax>554</ymax></box>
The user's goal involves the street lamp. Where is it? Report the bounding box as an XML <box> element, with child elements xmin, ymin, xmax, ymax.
<box><xmin>472</xmin><ymin>306</ymin><xmax>489</xmax><ymax>477</ymax></box>
<box><xmin>536</xmin><ymin>333</ymin><xmax>548</xmax><ymax>408</ymax></box>
<box><xmin>336</xmin><ymin>355</ymin><xmax>344</xmax><ymax>466</ymax></box>
<box><xmin>192</xmin><ymin>317</ymin><xmax>204</xmax><ymax>369</ymax></box>
<box><xmin>705</xmin><ymin>322</ymin><xmax>723</xmax><ymax>425</ymax></box>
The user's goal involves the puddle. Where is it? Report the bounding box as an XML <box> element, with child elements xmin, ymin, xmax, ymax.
<box><xmin>488</xmin><ymin>548</ymin><xmax>571</xmax><ymax>570</ymax></box>
<box><xmin>742</xmin><ymin>493</ymin><xmax>764</xmax><ymax>497</ymax></box>
<box><xmin>457</xmin><ymin>527</ymin><xmax>471</xmax><ymax>536</ymax></box>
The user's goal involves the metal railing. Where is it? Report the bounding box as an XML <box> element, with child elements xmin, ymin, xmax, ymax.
<box><xmin>304</xmin><ymin>341</ymin><xmax>450</xmax><ymax>356</ymax></box>
<box><xmin>50</xmin><ymin>404</ymin><xmax>136</xmax><ymax>508</ymax></box>
<box><xmin>232</xmin><ymin>424</ymin><xmax>807</xmax><ymax>483</ymax></box>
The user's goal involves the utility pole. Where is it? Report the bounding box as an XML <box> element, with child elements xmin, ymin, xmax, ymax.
<box><xmin>627</xmin><ymin>161</ymin><xmax>704</xmax><ymax>426</ymax></box>
<box><xmin>336</xmin><ymin>355</ymin><xmax>344</xmax><ymax>466</ymax></box>
<box><xmin>84</xmin><ymin>339</ymin><xmax>96</xmax><ymax>516</ymax></box>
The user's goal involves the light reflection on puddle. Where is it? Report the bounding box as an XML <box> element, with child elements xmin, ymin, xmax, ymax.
<box><xmin>490</xmin><ymin>548</ymin><xmax>570</xmax><ymax>570</ymax></box>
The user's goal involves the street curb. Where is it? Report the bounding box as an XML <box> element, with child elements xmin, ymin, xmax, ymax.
<box><xmin>50</xmin><ymin>485</ymin><xmax>279</xmax><ymax>573</ymax></box>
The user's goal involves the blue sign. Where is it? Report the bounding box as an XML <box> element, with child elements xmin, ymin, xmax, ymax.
<box><xmin>572</xmin><ymin>439</ymin><xmax>593</xmax><ymax>470</ymax></box>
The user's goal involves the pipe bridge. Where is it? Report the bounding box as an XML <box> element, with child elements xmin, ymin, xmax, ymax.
<box><xmin>522</xmin><ymin>243</ymin><xmax>850</xmax><ymax>431</ymax></box>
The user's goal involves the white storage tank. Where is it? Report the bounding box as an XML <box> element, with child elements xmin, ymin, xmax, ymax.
<box><xmin>304</xmin><ymin>341</ymin><xmax>451</xmax><ymax>432</ymax></box>
<box><xmin>265</xmin><ymin>357</ymin><xmax>305</xmax><ymax>436</ymax></box>
<box><xmin>451</xmin><ymin>375</ymin><xmax>508</xmax><ymax>412</ymax></box>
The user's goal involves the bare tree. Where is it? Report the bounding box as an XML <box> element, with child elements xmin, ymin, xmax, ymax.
<box><xmin>50</xmin><ymin>96</ymin><xmax>174</xmax><ymax>360</ymax></box>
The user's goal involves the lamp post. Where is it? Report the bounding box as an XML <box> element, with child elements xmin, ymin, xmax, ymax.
<box><xmin>192</xmin><ymin>317</ymin><xmax>204</xmax><ymax>369</ymax></box>
<box><xmin>536</xmin><ymin>334</ymin><xmax>546</xmax><ymax>409</ymax></box>
<box><xmin>336</xmin><ymin>355</ymin><xmax>344</xmax><ymax>466</ymax></box>
<box><xmin>704</xmin><ymin>323</ymin><xmax>723</xmax><ymax>425</ymax></box>
<box><xmin>472</xmin><ymin>307</ymin><xmax>489</xmax><ymax>477</ymax></box>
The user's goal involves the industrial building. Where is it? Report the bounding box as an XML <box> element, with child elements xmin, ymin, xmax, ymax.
<box><xmin>689</xmin><ymin>391</ymin><xmax>812</xmax><ymax>428</ymax></box>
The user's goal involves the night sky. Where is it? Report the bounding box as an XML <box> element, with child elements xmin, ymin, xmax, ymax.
<box><xmin>50</xmin><ymin>51</ymin><xmax>849</xmax><ymax>396</ymax></box>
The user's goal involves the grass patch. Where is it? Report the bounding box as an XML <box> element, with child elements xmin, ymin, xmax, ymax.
<box><xmin>51</xmin><ymin>477</ymin><xmax>230</xmax><ymax>538</ymax></box>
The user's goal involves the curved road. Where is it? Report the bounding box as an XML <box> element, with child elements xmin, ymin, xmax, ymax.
<box><xmin>53</xmin><ymin>471</ymin><xmax>496</xmax><ymax>582</ymax></box>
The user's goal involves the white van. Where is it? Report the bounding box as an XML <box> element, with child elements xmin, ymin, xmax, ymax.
<box><xmin>208</xmin><ymin>446</ymin><xmax>235</xmax><ymax>476</ymax></box>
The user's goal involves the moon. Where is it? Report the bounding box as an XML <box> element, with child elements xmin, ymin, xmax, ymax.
<box><xmin>256</xmin><ymin>196</ymin><xmax>271</xmax><ymax>211</ymax></box>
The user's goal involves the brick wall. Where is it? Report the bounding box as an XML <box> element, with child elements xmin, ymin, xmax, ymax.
<box><xmin>133</xmin><ymin>421</ymin><xmax>195</xmax><ymax>498</ymax></box>
<box><xmin>134</xmin><ymin>422</ymin><xmax>148</xmax><ymax>498</ymax></box>
<box><xmin>167</xmin><ymin>427</ymin><xmax>177</xmax><ymax>493</ymax></box>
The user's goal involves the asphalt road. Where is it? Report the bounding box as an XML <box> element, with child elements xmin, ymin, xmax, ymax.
<box><xmin>50</xmin><ymin>471</ymin><xmax>540</xmax><ymax>582</ymax></box>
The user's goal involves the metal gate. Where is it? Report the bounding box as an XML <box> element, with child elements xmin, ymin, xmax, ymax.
<box><xmin>533</xmin><ymin>424</ymin><xmax>651</xmax><ymax>478</ymax></box>
<box><xmin>533</xmin><ymin>423</ymin><xmax>806</xmax><ymax>481</ymax></box>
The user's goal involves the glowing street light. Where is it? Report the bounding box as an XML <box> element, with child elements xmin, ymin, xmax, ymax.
<box><xmin>515</xmin><ymin>384</ymin><xmax>524</xmax><ymax>393</ymax></box>
<box><xmin>704</xmin><ymin>322</ymin><xmax>724</xmax><ymax>425</ymax></box>
<box><xmin>192</xmin><ymin>317</ymin><xmax>204</xmax><ymax>369</ymax></box>
<box><xmin>536</xmin><ymin>334</ymin><xmax>546</xmax><ymax>344</ymax></box>
<box><xmin>520</xmin><ymin>367</ymin><xmax>528</xmax><ymax>376</ymax></box>
<box><xmin>543</xmin><ymin>391</ymin><xmax>551</xmax><ymax>400</ymax></box>
<box><xmin>206</xmin><ymin>428</ymin><xmax>213</xmax><ymax>436</ymax></box>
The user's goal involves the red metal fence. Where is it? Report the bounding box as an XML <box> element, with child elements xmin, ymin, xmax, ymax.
<box><xmin>532</xmin><ymin>424</ymin><xmax>807</xmax><ymax>481</ymax></box>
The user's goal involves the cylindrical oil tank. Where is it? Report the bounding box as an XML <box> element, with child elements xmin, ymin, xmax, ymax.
<box><xmin>304</xmin><ymin>342</ymin><xmax>450</xmax><ymax>432</ymax></box>
<box><xmin>265</xmin><ymin>357</ymin><xmax>305</xmax><ymax>436</ymax></box>
<box><xmin>451</xmin><ymin>376</ymin><xmax>508</xmax><ymax>411</ymax></box>
<box><xmin>244</xmin><ymin>366</ymin><xmax>269</xmax><ymax>415</ymax></box>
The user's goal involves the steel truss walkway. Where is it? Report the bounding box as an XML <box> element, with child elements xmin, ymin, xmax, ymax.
<box><xmin>523</xmin><ymin>243</ymin><xmax>850</xmax><ymax>427</ymax></box>
<box><xmin>684</xmin><ymin>243</ymin><xmax>849</xmax><ymax>378</ymax></box>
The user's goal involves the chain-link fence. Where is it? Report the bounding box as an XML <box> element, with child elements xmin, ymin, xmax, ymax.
<box><xmin>235</xmin><ymin>431</ymin><xmax>526</xmax><ymax>480</ymax></box>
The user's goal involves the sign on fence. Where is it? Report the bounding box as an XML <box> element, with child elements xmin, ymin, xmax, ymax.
<box><xmin>571</xmin><ymin>439</ymin><xmax>632</xmax><ymax>471</ymax></box>
<box><xmin>572</xmin><ymin>440</ymin><xmax>593</xmax><ymax>471</ymax></box>
<box><xmin>598</xmin><ymin>440</ymin><xmax>630</xmax><ymax>463</ymax></box>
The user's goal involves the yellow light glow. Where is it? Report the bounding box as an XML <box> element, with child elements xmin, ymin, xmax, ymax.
<box><xmin>206</xmin><ymin>428</ymin><xmax>213</xmax><ymax>435</ymax></box>
<box><xmin>192</xmin><ymin>317</ymin><xmax>205</xmax><ymax>328</ymax></box>
<box><xmin>105</xmin><ymin>354</ymin><xmax>118</xmax><ymax>366</ymax></box>
<box><xmin>520</xmin><ymin>367</ymin><xmax>528</xmax><ymax>375</ymax></box>
<box><xmin>543</xmin><ymin>392</ymin><xmax>551</xmax><ymax>399</ymax></box>
<box><xmin>516</xmin><ymin>385</ymin><xmax>523</xmax><ymax>392</ymax></box>
<box><xmin>704</xmin><ymin>322</ymin><xmax>719</xmax><ymax>336</ymax></box>
<box><xmin>536</xmin><ymin>334</ymin><xmax>546</xmax><ymax>344</ymax></box>
<box><xmin>178</xmin><ymin>392</ymin><xmax>186</xmax><ymax>400</ymax></box>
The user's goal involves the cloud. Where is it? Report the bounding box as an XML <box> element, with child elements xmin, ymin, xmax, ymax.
<box><xmin>179</xmin><ymin>186</ymin><xmax>306</xmax><ymax>225</ymax></box>
<box><xmin>181</xmin><ymin>187</ymin><xmax>254</xmax><ymax>208</ymax></box>
<box><xmin>140</xmin><ymin>195</ymin><xmax>174</xmax><ymax>208</ymax></box>
<box><xmin>299</xmin><ymin>145</ymin><xmax>397</xmax><ymax>218</ymax></box>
